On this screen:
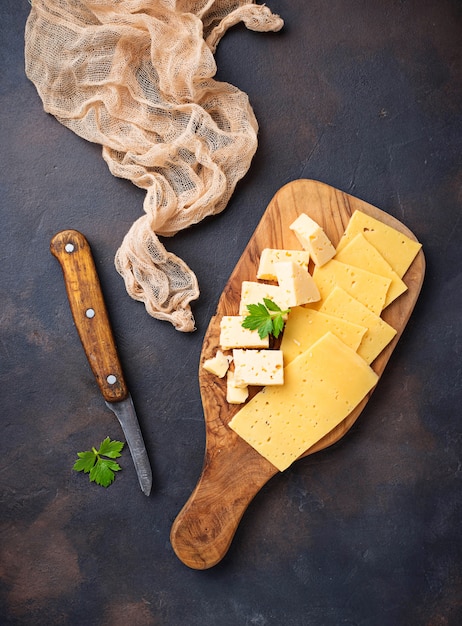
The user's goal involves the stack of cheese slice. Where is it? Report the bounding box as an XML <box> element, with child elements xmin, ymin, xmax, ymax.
<box><xmin>206</xmin><ymin>210</ymin><xmax>421</xmax><ymax>471</ymax></box>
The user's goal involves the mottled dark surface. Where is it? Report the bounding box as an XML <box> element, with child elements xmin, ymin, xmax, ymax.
<box><xmin>1</xmin><ymin>1</ymin><xmax>461</xmax><ymax>624</ymax></box>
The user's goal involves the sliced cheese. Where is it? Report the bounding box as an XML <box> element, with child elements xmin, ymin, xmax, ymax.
<box><xmin>257</xmin><ymin>248</ymin><xmax>310</xmax><ymax>281</ymax></box>
<box><xmin>280</xmin><ymin>306</ymin><xmax>367</xmax><ymax>364</ymax></box>
<box><xmin>233</xmin><ymin>349</ymin><xmax>284</xmax><ymax>387</ymax></box>
<box><xmin>312</xmin><ymin>258</ymin><xmax>391</xmax><ymax>314</ymax></box>
<box><xmin>334</xmin><ymin>233</ymin><xmax>407</xmax><ymax>307</ymax></box>
<box><xmin>229</xmin><ymin>332</ymin><xmax>379</xmax><ymax>471</ymax></box>
<box><xmin>220</xmin><ymin>316</ymin><xmax>269</xmax><ymax>350</ymax></box>
<box><xmin>226</xmin><ymin>371</ymin><xmax>249</xmax><ymax>404</ymax></box>
<box><xmin>289</xmin><ymin>213</ymin><xmax>336</xmax><ymax>266</ymax></box>
<box><xmin>319</xmin><ymin>286</ymin><xmax>397</xmax><ymax>364</ymax></box>
<box><xmin>202</xmin><ymin>350</ymin><xmax>231</xmax><ymax>378</ymax></box>
<box><xmin>274</xmin><ymin>261</ymin><xmax>320</xmax><ymax>307</ymax></box>
<box><xmin>239</xmin><ymin>281</ymin><xmax>290</xmax><ymax>316</ymax></box>
<box><xmin>336</xmin><ymin>210</ymin><xmax>422</xmax><ymax>278</ymax></box>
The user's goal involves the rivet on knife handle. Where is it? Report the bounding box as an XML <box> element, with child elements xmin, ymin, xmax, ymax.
<box><xmin>50</xmin><ymin>229</ymin><xmax>127</xmax><ymax>403</ymax></box>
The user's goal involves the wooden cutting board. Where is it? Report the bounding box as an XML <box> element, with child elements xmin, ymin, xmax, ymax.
<box><xmin>170</xmin><ymin>179</ymin><xmax>425</xmax><ymax>569</ymax></box>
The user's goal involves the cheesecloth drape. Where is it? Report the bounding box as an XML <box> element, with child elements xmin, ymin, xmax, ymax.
<box><xmin>25</xmin><ymin>0</ymin><xmax>283</xmax><ymax>331</ymax></box>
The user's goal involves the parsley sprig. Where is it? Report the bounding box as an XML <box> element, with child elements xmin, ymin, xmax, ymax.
<box><xmin>73</xmin><ymin>437</ymin><xmax>125</xmax><ymax>487</ymax></box>
<box><xmin>242</xmin><ymin>298</ymin><xmax>290</xmax><ymax>339</ymax></box>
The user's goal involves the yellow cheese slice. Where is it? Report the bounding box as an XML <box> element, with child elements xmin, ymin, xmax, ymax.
<box><xmin>280</xmin><ymin>306</ymin><xmax>367</xmax><ymax>364</ymax></box>
<box><xmin>229</xmin><ymin>332</ymin><xmax>379</xmax><ymax>472</ymax></box>
<box><xmin>312</xmin><ymin>259</ymin><xmax>391</xmax><ymax>314</ymax></box>
<box><xmin>319</xmin><ymin>286</ymin><xmax>397</xmax><ymax>364</ymax></box>
<box><xmin>334</xmin><ymin>233</ymin><xmax>407</xmax><ymax>307</ymax></box>
<box><xmin>336</xmin><ymin>210</ymin><xmax>422</xmax><ymax>278</ymax></box>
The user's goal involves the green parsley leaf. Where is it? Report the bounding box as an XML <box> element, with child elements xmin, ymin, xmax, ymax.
<box><xmin>241</xmin><ymin>298</ymin><xmax>290</xmax><ymax>339</ymax></box>
<box><xmin>73</xmin><ymin>437</ymin><xmax>125</xmax><ymax>487</ymax></box>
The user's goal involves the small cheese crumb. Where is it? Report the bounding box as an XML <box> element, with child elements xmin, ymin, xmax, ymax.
<box><xmin>202</xmin><ymin>350</ymin><xmax>232</xmax><ymax>378</ymax></box>
<box><xmin>226</xmin><ymin>371</ymin><xmax>249</xmax><ymax>404</ymax></box>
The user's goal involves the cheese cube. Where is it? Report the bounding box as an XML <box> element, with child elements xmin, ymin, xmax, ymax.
<box><xmin>274</xmin><ymin>261</ymin><xmax>320</xmax><ymax>307</ymax></box>
<box><xmin>226</xmin><ymin>371</ymin><xmax>249</xmax><ymax>405</ymax></box>
<box><xmin>336</xmin><ymin>210</ymin><xmax>422</xmax><ymax>278</ymax></box>
<box><xmin>257</xmin><ymin>248</ymin><xmax>310</xmax><ymax>281</ymax></box>
<box><xmin>289</xmin><ymin>213</ymin><xmax>336</xmax><ymax>266</ymax></box>
<box><xmin>335</xmin><ymin>233</ymin><xmax>407</xmax><ymax>307</ymax></box>
<box><xmin>220</xmin><ymin>316</ymin><xmax>269</xmax><ymax>350</ymax></box>
<box><xmin>239</xmin><ymin>281</ymin><xmax>290</xmax><ymax>316</ymax></box>
<box><xmin>202</xmin><ymin>350</ymin><xmax>231</xmax><ymax>378</ymax></box>
<box><xmin>233</xmin><ymin>349</ymin><xmax>284</xmax><ymax>387</ymax></box>
<box><xmin>319</xmin><ymin>286</ymin><xmax>397</xmax><ymax>364</ymax></box>
<box><xmin>312</xmin><ymin>259</ymin><xmax>391</xmax><ymax>314</ymax></box>
<box><xmin>229</xmin><ymin>332</ymin><xmax>379</xmax><ymax>472</ymax></box>
<box><xmin>280</xmin><ymin>306</ymin><xmax>367</xmax><ymax>364</ymax></box>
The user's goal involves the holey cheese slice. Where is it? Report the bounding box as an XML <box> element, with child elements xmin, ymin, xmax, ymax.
<box><xmin>312</xmin><ymin>259</ymin><xmax>391</xmax><ymax>314</ymax></box>
<box><xmin>319</xmin><ymin>287</ymin><xmax>397</xmax><ymax>364</ymax></box>
<box><xmin>336</xmin><ymin>210</ymin><xmax>422</xmax><ymax>278</ymax></box>
<box><xmin>229</xmin><ymin>332</ymin><xmax>378</xmax><ymax>472</ymax></box>
<box><xmin>280</xmin><ymin>306</ymin><xmax>367</xmax><ymax>364</ymax></box>
<box><xmin>334</xmin><ymin>233</ymin><xmax>407</xmax><ymax>307</ymax></box>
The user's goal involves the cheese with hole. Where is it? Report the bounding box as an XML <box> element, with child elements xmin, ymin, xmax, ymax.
<box><xmin>289</xmin><ymin>213</ymin><xmax>336</xmax><ymax>266</ymax></box>
<box><xmin>319</xmin><ymin>286</ymin><xmax>397</xmax><ymax>364</ymax></box>
<box><xmin>229</xmin><ymin>332</ymin><xmax>379</xmax><ymax>471</ymax></box>
<box><xmin>257</xmin><ymin>248</ymin><xmax>310</xmax><ymax>281</ymax></box>
<box><xmin>226</xmin><ymin>371</ymin><xmax>249</xmax><ymax>404</ymax></box>
<box><xmin>336</xmin><ymin>210</ymin><xmax>422</xmax><ymax>277</ymax></box>
<box><xmin>280</xmin><ymin>306</ymin><xmax>367</xmax><ymax>364</ymax></box>
<box><xmin>334</xmin><ymin>233</ymin><xmax>407</xmax><ymax>307</ymax></box>
<box><xmin>220</xmin><ymin>316</ymin><xmax>269</xmax><ymax>350</ymax></box>
<box><xmin>239</xmin><ymin>281</ymin><xmax>290</xmax><ymax>315</ymax></box>
<box><xmin>233</xmin><ymin>349</ymin><xmax>284</xmax><ymax>387</ymax></box>
<box><xmin>202</xmin><ymin>350</ymin><xmax>231</xmax><ymax>378</ymax></box>
<box><xmin>274</xmin><ymin>261</ymin><xmax>320</xmax><ymax>307</ymax></box>
<box><xmin>312</xmin><ymin>259</ymin><xmax>391</xmax><ymax>314</ymax></box>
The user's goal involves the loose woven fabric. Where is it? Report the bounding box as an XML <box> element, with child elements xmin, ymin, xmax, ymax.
<box><xmin>25</xmin><ymin>0</ymin><xmax>283</xmax><ymax>331</ymax></box>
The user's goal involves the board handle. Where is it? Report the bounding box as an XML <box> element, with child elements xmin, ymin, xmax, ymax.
<box><xmin>170</xmin><ymin>443</ymin><xmax>277</xmax><ymax>569</ymax></box>
<box><xmin>50</xmin><ymin>229</ymin><xmax>128</xmax><ymax>403</ymax></box>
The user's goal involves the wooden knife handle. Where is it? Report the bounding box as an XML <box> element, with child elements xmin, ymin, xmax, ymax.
<box><xmin>50</xmin><ymin>229</ymin><xmax>128</xmax><ymax>403</ymax></box>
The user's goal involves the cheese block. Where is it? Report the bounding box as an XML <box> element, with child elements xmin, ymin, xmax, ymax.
<box><xmin>280</xmin><ymin>306</ymin><xmax>367</xmax><ymax>364</ymax></box>
<box><xmin>289</xmin><ymin>213</ymin><xmax>336</xmax><ymax>266</ymax></box>
<box><xmin>202</xmin><ymin>350</ymin><xmax>231</xmax><ymax>378</ymax></box>
<box><xmin>233</xmin><ymin>349</ymin><xmax>284</xmax><ymax>387</ymax></box>
<box><xmin>334</xmin><ymin>233</ymin><xmax>407</xmax><ymax>307</ymax></box>
<box><xmin>239</xmin><ymin>281</ymin><xmax>290</xmax><ymax>315</ymax></box>
<box><xmin>229</xmin><ymin>332</ymin><xmax>379</xmax><ymax>472</ymax></box>
<box><xmin>257</xmin><ymin>248</ymin><xmax>310</xmax><ymax>281</ymax></box>
<box><xmin>274</xmin><ymin>261</ymin><xmax>320</xmax><ymax>307</ymax></box>
<box><xmin>336</xmin><ymin>210</ymin><xmax>422</xmax><ymax>278</ymax></box>
<box><xmin>220</xmin><ymin>316</ymin><xmax>269</xmax><ymax>350</ymax></box>
<box><xmin>319</xmin><ymin>286</ymin><xmax>397</xmax><ymax>364</ymax></box>
<box><xmin>226</xmin><ymin>371</ymin><xmax>249</xmax><ymax>405</ymax></box>
<box><xmin>312</xmin><ymin>259</ymin><xmax>391</xmax><ymax>314</ymax></box>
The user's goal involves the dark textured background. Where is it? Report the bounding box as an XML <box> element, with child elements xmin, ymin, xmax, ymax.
<box><xmin>1</xmin><ymin>1</ymin><xmax>461</xmax><ymax>624</ymax></box>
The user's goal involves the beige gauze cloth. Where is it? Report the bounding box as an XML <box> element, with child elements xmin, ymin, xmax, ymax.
<box><xmin>25</xmin><ymin>0</ymin><xmax>283</xmax><ymax>331</ymax></box>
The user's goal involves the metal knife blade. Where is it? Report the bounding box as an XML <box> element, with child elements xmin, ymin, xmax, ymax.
<box><xmin>50</xmin><ymin>229</ymin><xmax>152</xmax><ymax>496</ymax></box>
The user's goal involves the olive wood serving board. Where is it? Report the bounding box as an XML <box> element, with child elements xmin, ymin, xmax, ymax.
<box><xmin>170</xmin><ymin>179</ymin><xmax>425</xmax><ymax>569</ymax></box>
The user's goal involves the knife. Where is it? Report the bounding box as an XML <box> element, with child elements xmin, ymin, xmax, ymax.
<box><xmin>50</xmin><ymin>229</ymin><xmax>153</xmax><ymax>496</ymax></box>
